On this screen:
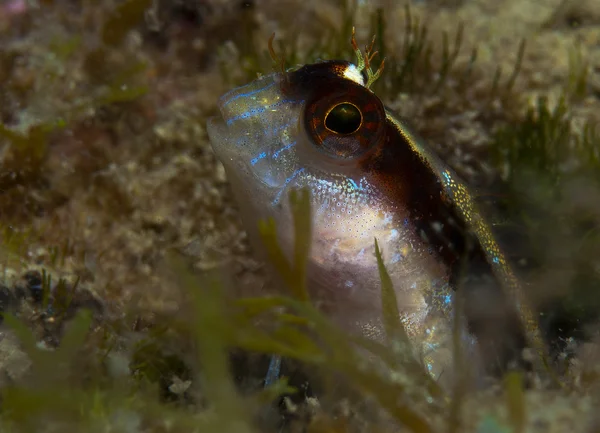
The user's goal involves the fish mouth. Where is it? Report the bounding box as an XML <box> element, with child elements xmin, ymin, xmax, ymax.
<box><xmin>206</xmin><ymin>115</ymin><xmax>224</xmax><ymax>131</ymax></box>
<box><xmin>206</xmin><ymin>106</ymin><xmax>266</xmax><ymax>188</ymax></box>
<box><xmin>208</xmin><ymin>73</ymin><xmax>303</xmax><ymax>194</ymax></box>
<box><xmin>207</xmin><ymin>74</ymin><xmax>280</xmax><ymax>161</ymax></box>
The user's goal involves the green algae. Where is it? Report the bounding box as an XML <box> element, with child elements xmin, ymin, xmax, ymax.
<box><xmin>504</xmin><ymin>371</ymin><xmax>526</xmax><ymax>433</ymax></box>
<box><xmin>258</xmin><ymin>188</ymin><xmax>311</xmax><ymax>302</ymax></box>
<box><xmin>375</xmin><ymin>238</ymin><xmax>406</xmax><ymax>348</ymax></box>
<box><xmin>379</xmin><ymin>4</ymin><xmax>466</xmax><ymax>96</ymax></box>
<box><xmin>101</xmin><ymin>0</ymin><xmax>153</xmax><ymax>47</ymax></box>
<box><xmin>490</xmin><ymin>89</ymin><xmax>600</xmax><ymax>351</ymax></box>
<box><xmin>0</xmin><ymin>122</ymin><xmax>61</xmax><ymax>190</ymax></box>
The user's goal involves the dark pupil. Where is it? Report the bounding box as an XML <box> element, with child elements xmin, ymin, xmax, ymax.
<box><xmin>325</xmin><ymin>103</ymin><xmax>362</xmax><ymax>135</ymax></box>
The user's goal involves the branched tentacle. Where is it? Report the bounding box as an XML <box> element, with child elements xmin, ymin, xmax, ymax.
<box><xmin>351</xmin><ymin>27</ymin><xmax>385</xmax><ymax>89</ymax></box>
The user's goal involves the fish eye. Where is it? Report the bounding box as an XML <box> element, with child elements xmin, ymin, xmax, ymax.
<box><xmin>288</xmin><ymin>61</ymin><xmax>387</xmax><ymax>161</ymax></box>
<box><xmin>325</xmin><ymin>103</ymin><xmax>362</xmax><ymax>135</ymax></box>
<box><xmin>304</xmin><ymin>83</ymin><xmax>386</xmax><ymax>161</ymax></box>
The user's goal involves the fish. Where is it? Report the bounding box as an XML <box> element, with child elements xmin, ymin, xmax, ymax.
<box><xmin>206</xmin><ymin>34</ymin><xmax>545</xmax><ymax>385</ymax></box>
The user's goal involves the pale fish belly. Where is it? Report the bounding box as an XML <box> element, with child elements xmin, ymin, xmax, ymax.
<box><xmin>268</xmin><ymin>169</ymin><xmax>461</xmax><ymax>379</ymax></box>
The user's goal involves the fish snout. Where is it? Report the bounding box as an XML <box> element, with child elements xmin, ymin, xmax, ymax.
<box><xmin>216</xmin><ymin>75</ymin><xmax>280</xmax><ymax>126</ymax></box>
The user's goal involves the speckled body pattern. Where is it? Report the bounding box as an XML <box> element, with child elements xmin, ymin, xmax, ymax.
<box><xmin>207</xmin><ymin>60</ymin><xmax>543</xmax><ymax>381</ymax></box>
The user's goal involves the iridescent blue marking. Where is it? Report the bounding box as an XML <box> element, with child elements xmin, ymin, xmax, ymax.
<box><xmin>444</xmin><ymin>294</ymin><xmax>452</xmax><ymax>305</ymax></box>
<box><xmin>423</xmin><ymin>338</ymin><xmax>440</xmax><ymax>352</ymax></box>
<box><xmin>272</xmin><ymin>141</ymin><xmax>296</xmax><ymax>159</ymax></box>
<box><xmin>250</xmin><ymin>151</ymin><xmax>267</xmax><ymax>165</ymax></box>
<box><xmin>348</xmin><ymin>179</ymin><xmax>359</xmax><ymax>190</ymax></box>
<box><xmin>348</xmin><ymin>178</ymin><xmax>370</xmax><ymax>192</ymax></box>
<box><xmin>442</xmin><ymin>171</ymin><xmax>456</xmax><ymax>197</ymax></box>
<box><xmin>391</xmin><ymin>252</ymin><xmax>403</xmax><ymax>263</ymax></box>
<box><xmin>492</xmin><ymin>256</ymin><xmax>500</xmax><ymax>264</ymax></box>
<box><xmin>235</xmin><ymin>121</ymin><xmax>293</xmax><ymax>148</ymax></box>
<box><xmin>226</xmin><ymin>99</ymin><xmax>291</xmax><ymax>126</ymax></box>
<box><xmin>249</xmin><ymin>139</ymin><xmax>296</xmax><ymax>166</ymax></box>
<box><xmin>272</xmin><ymin>168</ymin><xmax>305</xmax><ymax>205</ymax></box>
<box><xmin>221</xmin><ymin>81</ymin><xmax>276</xmax><ymax>108</ymax></box>
<box><xmin>264</xmin><ymin>355</ymin><xmax>282</xmax><ymax>388</ymax></box>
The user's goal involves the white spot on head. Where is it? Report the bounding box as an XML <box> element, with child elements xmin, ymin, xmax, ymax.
<box><xmin>343</xmin><ymin>64</ymin><xmax>365</xmax><ymax>86</ymax></box>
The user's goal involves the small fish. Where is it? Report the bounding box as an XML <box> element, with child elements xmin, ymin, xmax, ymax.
<box><xmin>207</xmin><ymin>34</ymin><xmax>544</xmax><ymax>383</ymax></box>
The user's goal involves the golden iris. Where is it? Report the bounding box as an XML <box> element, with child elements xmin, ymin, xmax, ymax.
<box><xmin>325</xmin><ymin>103</ymin><xmax>362</xmax><ymax>135</ymax></box>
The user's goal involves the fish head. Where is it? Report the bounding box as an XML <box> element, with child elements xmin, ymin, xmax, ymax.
<box><xmin>207</xmin><ymin>59</ymin><xmax>456</xmax><ymax>324</ymax></box>
<box><xmin>207</xmin><ymin>60</ymin><xmax>388</xmax><ymax>209</ymax></box>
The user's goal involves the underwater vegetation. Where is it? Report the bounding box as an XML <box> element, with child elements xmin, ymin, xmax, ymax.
<box><xmin>490</xmin><ymin>95</ymin><xmax>600</xmax><ymax>356</ymax></box>
<box><xmin>0</xmin><ymin>0</ymin><xmax>599</xmax><ymax>432</ymax></box>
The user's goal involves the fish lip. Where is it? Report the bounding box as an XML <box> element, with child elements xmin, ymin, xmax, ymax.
<box><xmin>206</xmin><ymin>115</ymin><xmax>223</xmax><ymax>135</ymax></box>
<box><xmin>206</xmin><ymin>114</ymin><xmax>223</xmax><ymax>130</ymax></box>
<box><xmin>206</xmin><ymin>114</ymin><xmax>252</xmax><ymax>179</ymax></box>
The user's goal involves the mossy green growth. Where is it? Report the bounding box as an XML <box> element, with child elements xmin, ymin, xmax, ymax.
<box><xmin>565</xmin><ymin>41</ymin><xmax>589</xmax><ymax>102</ymax></box>
<box><xmin>52</xmin><ymin>276</ymin><xmax>81</xmax><ymax>321</ymax></box>
<box><xmin>82</xmin><ymin>45</ymin><xmax>149</xmax><ymax>102</ymax></box>
<box><xmin>366</xmin><ymin>4</ymin><xmax>509</xmax><ymax>102</ymax></box>
<box><xmin>490</xmin><ymin>94</ymin><xmax>600</xmax><ymax>344</ymax></box>
<box><xmin>130</xmin><ymin>328</ymin><xmax>193</xmax><ymax>400</ymax></box>
<box><xmin>492</xmin><ymin>96</ymin><xmax>572</xmax><ymax>189</ymax></box>
<box><xmin>375</xmin><ymin>5</ymin><xmax>466</xmax><ymax>96</ymax></box>
<box><xmin>504</xmin><ymin>371</ymin><xmax>526</xmax><ymax>433</ymax></box>
<box><xmin>375</xmin><ymin>237</ymin><xmax>407</xmax><ymax>348</ymax></box>
<box><xmin>258</xmin><ymin>188</ymin><xmax>312</xmax><ymax>302</ymax></box>
<box><xmin>0</xmin><ymin>225</ymin><xmax>32</xmax><ymax>269</ymax></box>
<box><xmin>0</xmin><ymin>0</ymin><xmax>152</xmax><ymax>229</ymax></box>
<box><xmin>78</xmin><ymin>0</ymin><xmax>152</xmax><ymax>102</ymax></box>
<box><xmin>101</xmin><ymin>0</ymin><xmax>153</xmax><ymax>47</ymax></box>
<box><xmin>218</xmin><ymin>0</ymin><xmax>359</xmax><ymax>87</ymax></box>
<box><xmin>0</xmin><ymin>305</ymin><xmax>242</xmax><ymax>431</ymax></box>
<box><xmin>1</xmin><ymin>309</ymin><xmax>93</xmax><ymax>398</ymax></box>
<box><xmin>0</xmin><ymin>311</ymin><xmax>103</xmax><ymax>431</ymax></box>
<box><xmin>0</xmin><ymin>121</ymin><xmax>64</xmax><ymax>189</ymax></box>
<box><xmin>0</xmin><ymin>120</ymin><xmax>66</xmax><ymax>223</ymax></box>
